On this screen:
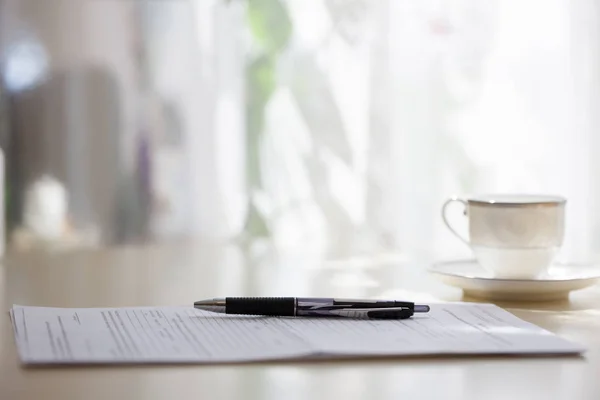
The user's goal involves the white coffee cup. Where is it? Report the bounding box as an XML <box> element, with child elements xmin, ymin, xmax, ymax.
<box><xmin>442</xmin><ymin>194</ymin><xmax>566</xmax><ymax>279</ymax></box>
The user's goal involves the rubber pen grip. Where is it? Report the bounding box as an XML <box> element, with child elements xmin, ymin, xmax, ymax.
<box><xmin>225</xmin><ymin>297</ymin><xmax>296</xmax><ymax>316</ymax></box>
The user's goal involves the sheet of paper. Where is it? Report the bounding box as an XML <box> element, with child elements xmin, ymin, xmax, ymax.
<box><xmin>9</xmin><ymin>303</ymin><xmax>583</xmax><ymax>365</ymax></box>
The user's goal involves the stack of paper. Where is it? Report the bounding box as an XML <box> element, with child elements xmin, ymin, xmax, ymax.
<box><xmin>9</xmin><ymin>303</ymin><xmax>583</xmax><ymax>365</ymax></box>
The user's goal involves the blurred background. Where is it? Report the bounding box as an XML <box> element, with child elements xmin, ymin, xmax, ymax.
<box><xmin>0</xmin><ymin>0</ymin><xmax>599</xmax><ymax>265</ymax></box>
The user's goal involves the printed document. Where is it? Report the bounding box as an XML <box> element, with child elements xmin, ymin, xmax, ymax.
<box><xmin>9</xmin><ymin>303</ymin><xmax>583</xmax><ymax>364</ymax></box>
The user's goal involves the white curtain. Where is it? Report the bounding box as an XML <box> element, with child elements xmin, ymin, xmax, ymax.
<box><xmin>141</xmin><ymin>0</ymin><xmax>600</xmax><ymax>263</ymax></box>
<box><xmin>3</xmin><ymin>0</ymin><xmax>599</xmax><ymax>260</ymax></box>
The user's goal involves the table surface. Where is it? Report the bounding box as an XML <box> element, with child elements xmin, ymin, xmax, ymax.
<box><xmin>1</xmin><ymin>243</ymin><xmax>599</xmax><ymax>400</ymax></box>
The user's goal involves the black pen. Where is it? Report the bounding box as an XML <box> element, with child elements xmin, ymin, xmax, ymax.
<box><xmin>193</xmin><ymin>297</ymin><xmax>430</xmax><ymax>319</ymax></box>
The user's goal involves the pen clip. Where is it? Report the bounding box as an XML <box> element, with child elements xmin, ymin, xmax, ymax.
<box><xmin>366</xmin><ymin>308</ymin><xmax>413</xmax><ymax>320</ymax></box>
<box><xmin>309</xmin><ymin>304</ymin><xmax>409</xmax><ymax>311</ymax></box>
<box><xmin>327</xmin><ymin>307</ymin><xmax>413</xmax><ymax>319</ymax></box>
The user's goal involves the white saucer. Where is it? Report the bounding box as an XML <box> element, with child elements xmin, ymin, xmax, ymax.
<box><xmin>428</xmin><ymin>259</ymin><xmax>600</xmax><ymax>301</ymax></box>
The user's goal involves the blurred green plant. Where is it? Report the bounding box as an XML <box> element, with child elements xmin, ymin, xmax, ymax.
<box><xmin>236</xmin><ymin>0</ymin><xmax>365</xmax><ymax>244</ymax></box>
<box><xmin>243</xmin><ymin>0</ymin><xmax>292</xmax><ymax>238</ymax></box>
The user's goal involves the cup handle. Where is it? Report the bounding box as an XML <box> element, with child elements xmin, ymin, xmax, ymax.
<box><xmin>442</xmin><ymin>197</ymin><xmax>469</xmax><ymax>245</ymax></box>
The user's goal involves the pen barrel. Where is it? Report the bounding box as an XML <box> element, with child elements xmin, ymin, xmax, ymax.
<box><xmin>226</xmin><ymin>297</ymin><xmax>296</xmax><ymax>316</ymax></box>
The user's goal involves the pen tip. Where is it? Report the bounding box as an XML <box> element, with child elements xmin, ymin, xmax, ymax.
<box><xmin>414</xmin><ymin>305</ymin><xmax>430</xmax><ymax>313</ymax></box>
<box><xmin>193</xmin><ymin>298</ymin><xmax>224</xmax><ymax>307</ymax></box>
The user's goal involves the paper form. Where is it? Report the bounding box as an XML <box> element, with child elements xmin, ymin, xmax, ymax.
<box><xmin>9</xmin><ymin>303</ymin><xmax>584</xmax><ymax>365</ymax></box>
